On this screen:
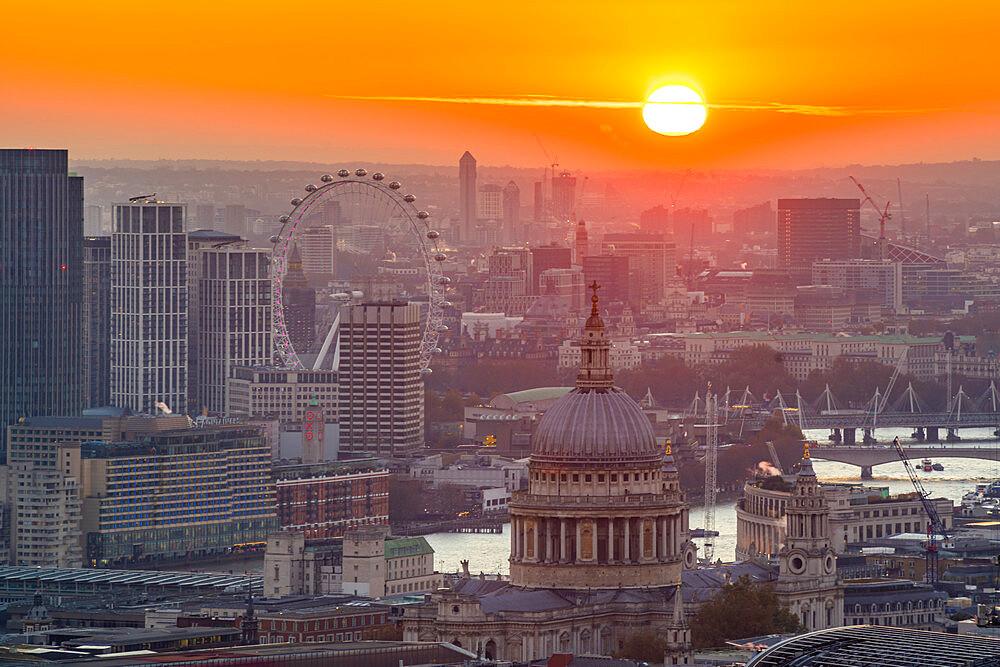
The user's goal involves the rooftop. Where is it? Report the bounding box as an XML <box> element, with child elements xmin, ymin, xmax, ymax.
<box><xmin>747</xmin><ymin>625</ymin><xmax>1000</xmax><ymax>666</ymax></box>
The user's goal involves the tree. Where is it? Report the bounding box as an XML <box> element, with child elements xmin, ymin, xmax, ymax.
<box><xmin>708</xmin><ymin>344</ymin><xmax>795</xmax><ymax>397</ymax></box>
<box><xmin>615</xmin><ymin>631</ymin><xmax>667</xmax><ymax>663</ymax></box>
<box><xmin>691</xmin><ymin>576</ymin><xmax>806</xmax><ymax>648</ymax></box>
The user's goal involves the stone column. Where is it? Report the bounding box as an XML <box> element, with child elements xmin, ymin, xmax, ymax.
<box><xmin>533</xmin><ymin>520</ymin><xmax>540</xmax><ymax>562</ymax></box>
<box><xmin>576</xmin><ymin>519</ymin><xmax>582</xmax><ymax>562</ymax></box>
<box><xmin>624</xmin><ymin>518</ymin><xmax>631</xmax><ymax>563</ymax></box>
<box><xmin>560</xmin><ymin>518</ymin><xmax>567</xmax><ymax>563</ymax></box>
<box><xmin>591</xmin><ymin>520</ymin><xmax>598</xmax><ymax>561</ymax></box>
<box><xmin>651</xmin><ymin>516</ymin><xmax>658</xmax><ymax>561</ymax></box>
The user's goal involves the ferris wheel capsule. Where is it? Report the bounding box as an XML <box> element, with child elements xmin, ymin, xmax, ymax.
<box><xmin>321</xmin><ymin>174</ymin><xmax>333</xmax><ymax>182</ymax></box>
<box><xmin>305</xmin><ymin>184</ymin><xmax>318</xmax><ymax>192</ymax></box>
<box><xmin>432</xmin><ymin>347</ymin><xmax>442</xmax><ymax>354</ymax></box>
<box><xmin>290</xmin><ymin>198</ymin><xmax>303</xmax><ymax>206</ymax></box>
<box><xmin>388</xmin><ymin>181</ymin><xmax>401</xmax><ymax>190</ymax></box>
<box><xmin>403</xmin><ymin>194</ymin><xmax>416</xmax><ymax>203</ymax></box>
<box><xmin>417</xmin><ymin>211</ymin><xmax>430</xmax><ymax>220</ymax></box>
<box><xmin>438</xmin><ymin>276</ymin><xmax>452</xmax><ymax>285</ymax></box>
<box><xmin>434</xmin><ymin>252</ymin><xmax>447</xmax><ymax>262</ymax></box>
<box><xmin>269</xmin><ymin>235</ymin><xmax>280</xmax><ymax>244</ymax></box>
<box><xmin>372</xmin><ymin>172</ymin><xmax>384</xmax><ymax>181</ymax></box>
<box><xmin>278</xmin><ymin>215</ymin><xmax>290</xmax><ymax>223</ymax></box>
<box><xmin>439</xmin><ymin>301</ymin><xmax>452</xmax><ymax>308</ymax></box>
<box><xmin>420</xmin><ymin>368</ymin><xmax>433</xmax><ymax>376</ymax></box>
<box><xmin>426</xmin><ymin>230</ymin><xmax>439</xmax><ymax>239</ymax></box>
<box><xmin>337</xmin><ymin>169</ymin><xmax>350</xmax><ymax>177</ymax></box>
<box><xmin>355</xmin><ymin>168</ymin><xmax>368</xmax><ymax>177</ymax></box>
<box><xmin>436</xmin><ymin>324</ymin><xmax>449</xmax><ymax>332</ymax></box>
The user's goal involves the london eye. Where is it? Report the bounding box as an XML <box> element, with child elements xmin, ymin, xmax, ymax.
<box><xmin>269</xmin><ymin>169</ymin><xmax>449</xmax><ymax>371</ymax></box>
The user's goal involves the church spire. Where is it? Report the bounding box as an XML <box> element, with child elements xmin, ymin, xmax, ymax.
<box><xmin>576</xmin><ymin>281</ymin><xmax>614</xmax><ymax>391</ymax></box>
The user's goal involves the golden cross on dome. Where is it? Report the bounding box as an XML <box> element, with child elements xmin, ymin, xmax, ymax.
<box><xmin>803</xmin><ymin>441</ymin><xmax>811</xmax><ymax>458</ymax></box>
<box><xmin>588</xmin><ymin>280</ymin><xmax>601</xmax><ymax>317</ymax></box>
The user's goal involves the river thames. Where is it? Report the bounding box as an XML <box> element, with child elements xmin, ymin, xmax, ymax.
<box><xmin>425</xmin><ymin>427</ymin><xmax>1000</xmax><ymax>575</ymax></box>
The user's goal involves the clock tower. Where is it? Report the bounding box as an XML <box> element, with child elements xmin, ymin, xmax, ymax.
<box><xmin>775</xmin><ymin>443</ymin><xmax>843</xmax><ymax>631</ymax></box>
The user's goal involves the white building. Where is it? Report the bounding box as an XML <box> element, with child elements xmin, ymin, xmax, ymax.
<box><xmin>557</xmin><ymin>338</ymin><xmax>642</xmax><ymax>371</ymax></box>
<box><xmin>812</xmin><ymin>259</ymin><xmax>903</xmax><ymax>313</ymax></box>
<box><xmin>461</xmin><ymin>312</ymin><xmax>523</xmax><ymax>340</ymax></box>
<box><xmin>111</xmin><ymin>200</ymin><xmax>189</xmax><ymax>414</ymax></box>
<box><xmin>187</xmin><ymin>231</ymin><xmax>272</xmax><ymax>415</ymax></box>
<box><xmin>339</xmin><ymin>302</ymin><xmax>424</xmax><ymax>456</ymax></box>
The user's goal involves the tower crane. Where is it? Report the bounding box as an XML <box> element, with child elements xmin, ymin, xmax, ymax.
<box><xmin>891</xmin><ymin>435</ymin><xmax>949</xmax><ymax>584</ymax></box>
<box><xmin>849</xmin><ymin>175</ymin><xmax>891</xmax><ymax>260</ymax></box>
<box><xmin>701</xmin><ymin>385</ymin><xmax>719</xmax><ymax>563</ymax></box>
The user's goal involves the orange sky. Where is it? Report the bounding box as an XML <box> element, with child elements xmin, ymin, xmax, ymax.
<box><xmin>3</xmin><ymin>1</ymin><xmax>1000</xmax><ymax>170</ymax></box>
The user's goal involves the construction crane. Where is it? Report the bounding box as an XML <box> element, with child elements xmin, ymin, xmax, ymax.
<box><xmin>533</xmin><ymin>134</ymin><xmax>558</xmax><ymax>217</ymax></box>
<box><xmin>849</xmin><ymin>175</ymin><xmax>891</xmax><ymax>259</ymax></box>
<box><xmin>891</xmin><ymin>435</ymin><xmax>949</xmax><ymax>584</ymax></box>
<box><xmin>702</xmin><ymin>385</ymin><xmax>719</xmax><ymax>563</ymax></box>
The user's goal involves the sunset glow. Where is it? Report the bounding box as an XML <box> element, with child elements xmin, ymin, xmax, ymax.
<box><xmin>2</xmin><ymin>2</ymin><xmax>1000</xmax><ymax>168</ymax></box>
<box><xmin>642</xmin><ymin>86</ymin><xmax>708</xmax><ymax>136</ymax></box>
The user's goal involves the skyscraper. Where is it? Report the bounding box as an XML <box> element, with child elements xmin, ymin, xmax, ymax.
<box><xmin>82</xmin><ymin>236</ymin><xmax>112</xmax><ymax>409</ymax></box>
<box><xmin>502</xmin><ymin>181</ymin><xmax>520</xmax><ymax>242</ymax></box>
<box><xmin>639</xmin><ymin>204</ymin><xmax>670</xmax><ymax>234</ymax></box>
<box><xmin>477</xmin><ymin>183</ymin><xmax>503</xmax><ymax>221</ymax></box>
<box><xmin>187</xmin><ymin>230</ymin><xmax>272</xmax><ymax>415</ymax></box>
<box><xmin>459</xmin><ymin>151</ymin><xmax>477</xmax><ymax>242</ymax></box>
<box><xmin>551</xmin><ymin>171</ymin><xmax>577</xmax><ymax>220</ymax></box>
<box><xmin>282</xmin><ymin>244</ymin><xmax>316</xmax><ymax>355</ymax></box>
<box><xmin>0</xmin><ymin>149</ymin><xmax>83</xmax><ymax>453</ymax></box>
<box><xmin>111</xmin><ymin>199</ymin><xmax>188</xmax><ymax>414</ymax></box>
<box><xmin>574</xmin><ymin>219</ymin><xmax>589</xmax><ymax>265</ymax></box>
<box><xmin>529</xmin><ymin>244</ymin><xmax>571</xmax><ymax>295</ymax></box>
<box><xmin>777</xmin><ymin>198</ymin><xmax>861</xmax><ymax>284</ymax></box>
<box><xmin>338</xmin><ymin>301</ymin><xmax>424</xmax><ymax>456</ymax></box>
<box><xmin>600</xmin><ymin>232</ymin><xmax>676</xmax><ymax>308</ymax></box>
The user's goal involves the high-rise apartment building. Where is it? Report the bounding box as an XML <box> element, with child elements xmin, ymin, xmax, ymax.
<box><xmin>83</xmin><ymin>237</ymin><xmax>112</xmax><ymax>409</ymax></box>
<box><xmin>551</xmin><ymin>171</ymin><xmax>577</xmax><ymax>220</ymax></box>
<box><xmin>600</xmin><ymin>232</ymin><xmax>676</xmax><ymax>308</ymax></box>
<box><xmin>187</xmin><ymin>231</ymin><xmax>272</xmax><ymax>415</ymax></box>
<box><xmin>84</xmin><ymin>204</ymin><xmax>104</xmax><ymax>234</ymax></box>
<box><xmin>299</xmin><ymin>226</ymin><xmax>333</xmax><ymax>278</ymax></box>
<box><xmin>223</xmin><ymin>204</ymin><xmax>247</xmax><ymax>238</ymax></box>
<box><xmin>111</xmin><ymin>199</ymin><xmax>188</xmax><ymax>415</ymax></box>
<box><xmin>502</xmin><ymin>181</ymin><xmax>520</xmax><ymax>242</ymax></box>
<box><xmin>582</xmin><ymin>255</ymin><xmax>631</xmax><ymax>305</ymax></box>
<box><xmin>533</xmin><ymin>181</ymin><xmax>544</xmax><ymax>222</ymax></box>
<box><xmin>338</xmin><ymin>302</ymin><xmax>424</xmax><ymax>456</ymax></box>
<box><xmin>529</xmin><ymin>244</ymin><xmax>571</xmax><ymax>294</ymax></box>
<box><xmin>282</xmin><ymin>244</ymin><xmax>316</xmax><ymax>354</ymax></box>
<box><xmin>459</xmin><ymin>151</ymin><xmax>477</xmax><ymax>243</ymax></box>
<box><xmin>228</xmin><ymin>367</ymin><xmax>338</xmax><ymax>424</ymax></box>
<box><xmin>777</xmin><ymin>198</ymin><xmax>861</xmax><ymax>284</ymax></box>
<box><xmin>0</xmin><ymin>149</ymin><xmax>83</xmax><ymax>454</ymax></box>
<box><xmin>196</xmin><ymin>204</ymin><xmax>218</xmax><ymax>228</ymax></box>
<box><xmin>639</xmin><ymin>205</ymin><xmax>670</xmax><ymax>234</ymax></box>
<box><xmin>733</xmin><ymin>201</ymin><xmax>775</xmax><ymax>235</ymax></box>
<box><xmin>477</xmin><ymin>184</ymin><xmax>503</xmax><ymax>222</ymax></box>
<box><xmin>812</xmin><ymin>259</ymin><xmax>903</xmax><ymax>313</ymax></box>
<box><xmin>484</xmin><ymin>247</ymin><xmax>535</xmax><ymax>314</ymax></box>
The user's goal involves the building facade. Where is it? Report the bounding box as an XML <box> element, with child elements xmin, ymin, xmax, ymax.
<box><xmin>111</xmin><ymin>199</ymin><xmax>188</xmax><ymax>415</ymax></box>
<box><xmin>812</xmin><ymin>259</ymin><xmax>903</xmax><ymax>312</ymax></box>
<box><xmin>582</xmin><ymin>254</ymin><xmax>631</xmax><ymax>305</ymax></box>
<box><xmin>777</xmin><ymin>198</ymin><xmax>861</xmax><ymax>283</ymax></box>
<box><xmin>188</xmin><ymin>233</ymin><xmax>272</xmax><ymax>415</ymax></box>
<box><xmin>774</xmin><ymin>450</ymin><xmax>844</xmax><ymax>631</ymax></box>
<box><xmin>600</xmin><ymin>232</ymin><xmax>676</xmax><ymax>308</ymax></box>
<box><xmin>281</xmin><ymin>244</ymin><xmax>317</xmax><ymax>355</ymax></box>
<box><xmin>502</xmin><ymin>181</ymin><xmax>520</xmax><ymax>243</ymax></box>
<box><xmin>275</xmin><ymin>460</ymin><xmax>389</xmax><ymax>540</ymax></box>
<box><xmin>228</xmin><ymin>366</ymin><xmax>338</xmax><ymax>424</ymax></box>
<box><xmin>81</xmin><ymin>424</ymin><xmax>277</xmax><ymax>566</ymax></box>
<box><xmin>0</xmin><ymin>149</ymin><xmax>83</xmax><ymax>453</ymax></box>
<box><xmin>338</xmin><ymin>302</ymin><xmax>424</xmax><ymax>455</ymax></box>
<box><xmin>401</xmin><ymin>289</ymin><xmax>695</xmax><ymax>664</ymax></box>
<box><xmin>83</xmin><ymin>236</ymin><xmax>112</xmax><ymax>409</ymax></box>
<box><xmin>459</xmin><ymin>151</ymin><xmax>477</xmax><ymax>243</ymax></box>
<box><xmin>737</xmin><ymin>480</ymin><xmax>953</xmax><ymax>561</ymax></box>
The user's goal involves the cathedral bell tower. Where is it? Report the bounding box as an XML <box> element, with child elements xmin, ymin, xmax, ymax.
<box><xmin>775</xmin><ymin>443</ymin><xmax>843</xmax><ymax>630</ymax></box>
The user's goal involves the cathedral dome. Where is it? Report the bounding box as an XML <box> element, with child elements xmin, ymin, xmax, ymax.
<box><xmin>531</xmin><ymin>282</ymin><xmax>660</xmax><ymax>466</ymax></box>
<box><xmin>532</xmin><ymin>386</ymin><xmax>660</xmax><ymax>465</ymax></box>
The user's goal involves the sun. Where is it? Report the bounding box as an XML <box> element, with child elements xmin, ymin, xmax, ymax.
<box><xmin>642</xmin><ymin>85</ymin><xmax>707</xmax><ymax>136</ymax></box>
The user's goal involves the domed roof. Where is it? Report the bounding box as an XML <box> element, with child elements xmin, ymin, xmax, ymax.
<box><xmin>522</xmin><ymin>294</ymin><xmax>571</xmax><ymax>321</ymax></box>
<box><xmin>533</xmin><ymin>386</ymin><xmax>660</xmax><ymax>464</ymax></box>
<box><xmin>530</xmin><ymin>281</ymin><xmax>661</xmax><ymax>466</ymax></box>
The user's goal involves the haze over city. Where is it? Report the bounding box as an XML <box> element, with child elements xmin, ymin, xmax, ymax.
<box><xmin>6</xmin><ymin>2</ymin><xmax>1000</xmax><ymax>666</ymax></box>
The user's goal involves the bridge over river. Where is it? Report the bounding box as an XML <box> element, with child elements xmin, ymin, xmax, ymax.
<box><xmin>810</xmin><ymin>443</ymin><xmax>1000</xmax><ymax>479</ymax></box>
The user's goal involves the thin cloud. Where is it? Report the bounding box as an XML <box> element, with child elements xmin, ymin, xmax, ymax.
<box><xmin>325</xmin><ymin>93</ymin><xmax>975</xmax><ymax>117</ymax></box>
